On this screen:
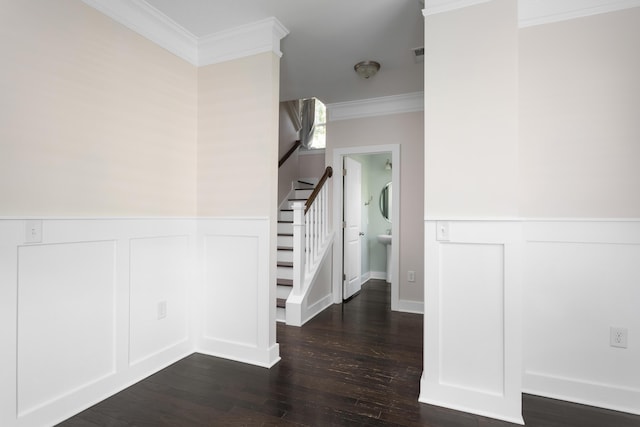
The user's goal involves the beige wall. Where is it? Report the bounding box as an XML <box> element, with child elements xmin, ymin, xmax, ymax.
<box><xmin>278</xmin><ymin>102</ymin><xmax>299</xmax><ymax>205</ymax></box>
<box><xmin>0</xmin><ymin>1</ymin><xmax>198</xmax><ymax>217</ymax></box>
<box><xmin>299</xmin><ymin>152</ymin><xmax>326</xmax><ymax>180</ymax></box>
<box><xmin>327</xmin><ymin>112</ymin><xmax>424</xmax><ymax>302</ymax></box>
<box><xmin>198</xmin><ymin>53</ymin><xmax>280</xmax><ymax>217</ymax></box>
<box><xmin>424</xmin><ymin>0</ymin><xmax>519</xmax><ymax>218</ymax></box>
<box><xmin>519</xmin><ymin>7</ymin><xmax>640</xmax><ymax>218</ymax></box>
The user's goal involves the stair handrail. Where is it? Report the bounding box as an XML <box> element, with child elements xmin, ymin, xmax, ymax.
<box><xmin>304</xmin><ymin>166</ymin><xmax>333</xmax><ymax>214</ymax></box>
<box><xmin>278</xmin><ymin>140</ymin><xmax>301</xmax><ymax>168</ymax></box>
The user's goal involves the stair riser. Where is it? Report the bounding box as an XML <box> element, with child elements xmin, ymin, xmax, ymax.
<box><xmin>279</xmin><ymin>211</ymin><xmax>293</xmax><ymax>222</ymax></box>
<box><xmin>277</xmin><ymin>284</ymin><xmax>292</xmax><ymax>299</ymax></box>
<box><xmin>277</xmin><ymin>222</ymin><xmax>293</xmax><ymax>234</ymax></box>
<box><xmin>277</xmin><ymin>250</ymin><xmax>293</xmax><ymax>263</ymax></box>
<box><xmin>277</xmin><ymin>266</ymin><xmax>293</xmax><ymax>280</ymax></box>
<box><xmin>276</xmin><ymin>306</ymin><xmax>286</xmax><ymax>323</ymax></box>
<box><xmin>277</xmin><ymin>235</ymin><xmax>293</xmax><ymax>247</ymax></box>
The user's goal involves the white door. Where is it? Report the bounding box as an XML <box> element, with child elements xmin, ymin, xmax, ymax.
<box><xmin>343</xmin><ymin>157</ymin><xmax>362</xmax><ymax>300</ymax></box>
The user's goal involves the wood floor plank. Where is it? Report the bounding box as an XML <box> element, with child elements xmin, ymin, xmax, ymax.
<box><xmin>58</xmin><ymin>280</ymin><xmax>640</xmax><ymax>427</ymax></box>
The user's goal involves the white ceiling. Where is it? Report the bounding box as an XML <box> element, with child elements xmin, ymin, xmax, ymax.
<box><xmin>141</xmin><ymin>0</ymin><xmax>426</xmax><ymax>104</ymax></box>
<box><xmin>84</xmin><ymin>0</ymin><xmax>640</xmax><ymax>104</ymax></box>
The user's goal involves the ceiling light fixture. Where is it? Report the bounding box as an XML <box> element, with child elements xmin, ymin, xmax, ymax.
<box><xmin>354</xmin><ymin>61</ymin><xmax>381</xmax><ymax>79</ymax></box>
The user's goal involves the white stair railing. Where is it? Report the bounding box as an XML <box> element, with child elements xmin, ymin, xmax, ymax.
<box><xmin>291</xmin><ymin>167</ymin><xmax>333</xmax><ymax>296</ymax></box>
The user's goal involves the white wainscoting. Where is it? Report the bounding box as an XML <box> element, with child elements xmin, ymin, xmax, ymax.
<box><xmin>197</xmin><ymin>218</ymin><xmax>280</xmax><ymax>368</ymax></box>
<box><xmin>0</xmin><ymin>217</ymin><xmax>279</xmax><ymax>427</ymax></box>
<box><xmin>523</xmin><ymin>220</ymin><xmax>640</xmax><ymax>415</ymax></box>
<box><xmin>420</xmin><ymin>220</ymin><xmax>524</xmax><ymax>425</ymax></box>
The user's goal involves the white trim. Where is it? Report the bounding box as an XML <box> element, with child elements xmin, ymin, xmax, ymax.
<box><xmin>81</xmin><ymin>1</ymin><xmax>289</xmax><ymax>66</ymax></box>
<box><xmin>423</xmin><ymin>0</ymin><xmax>491</xmax><ymax>17</ymax></box>
<box><xmin>397</xmin><ymin>300</ymin><xmax>424</xmax><ymax>314</ymax></box>
<box><xmin>198</xmin><ymin>17</ymin><xmax>289</xmax><ymax>67</ymax></box>
<box><xmin>424</xmin><ymin>216</ymin><xmax>640</xmax><ymax>222</ymax></box>
<box><xmin>369</xmin><ymin>271</ymin><xmax>387</xmax><ymax>281</ymax></box>
<box><xmin>524</xmin><ymin>371</ymin><xmax>640</xmax><ymax>416</ymax></box>
<box><xmin>332</xmin><ymin>145</ymin><xmax>401</xmax><ymax>312</ymax></box>
<box><xmin>327</xmin><ymin>93</ymin><xmax>424</xmax><ymax>122</ymax></box>
<box><xmin>519</xmin><ymin>0</ymin><xmax>640</xmax><ymax>28</ymax></box>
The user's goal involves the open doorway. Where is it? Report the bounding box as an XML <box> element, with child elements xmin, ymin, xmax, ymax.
<box><xmin>332</xmin><ymin>144</ymin><xmax>400</xmax><ymax>310</ymax></box>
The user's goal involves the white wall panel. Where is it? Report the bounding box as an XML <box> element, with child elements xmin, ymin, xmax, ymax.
<box><xmin>129</xmin><ymin>236</ymin><xmax>191</xmax><ymax>366</ymax></box>
<box><xmin>197</xmin><ymin>218</ymin><xmax>279</xmax><ymax>368</ymax></box>
<box><xmin>523</xmin><ymin>220</ymin><xmax>640</xmax><ymax>415</ymax></box>
<box><xmin>440</xmin><ymin>243</ymin><xmax>505</xmax><ymax>395</ymax></box>
<box><xmin>421</xmin><ymin>220</ymin><xmax>523</xmax><ymax>424</ymax></box>
<box><xmin>1</xmin><ymin>219</ymin><xmax>196</xmax><ymax>427</ymax></box>
<box><xmin>17</xmin><ymin>241</ymin><xmax>117</xmax><ymax>417</ymax></box>
<box><xmin>203</xmin><ymin>235</ymin><xmax>258</xmax><ymax>344</ymax></box>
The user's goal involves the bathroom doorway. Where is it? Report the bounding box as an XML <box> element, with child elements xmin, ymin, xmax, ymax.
<box><xmin>332</xmin><ymin>144</ymin><xmax>400</xmax><ymax>310</ymax></box>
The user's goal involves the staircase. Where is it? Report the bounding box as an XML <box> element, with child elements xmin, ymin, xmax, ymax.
<box><xmin>276</xmin><ymin>180</ymin><xmax>316</xmax><ymax>322</ymax></box>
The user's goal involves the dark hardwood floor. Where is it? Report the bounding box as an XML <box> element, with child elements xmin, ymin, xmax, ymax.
<box><xmin>60</xmin><ymin>280</ymin><xmax>640</xmax><ymax>426</ymax></box>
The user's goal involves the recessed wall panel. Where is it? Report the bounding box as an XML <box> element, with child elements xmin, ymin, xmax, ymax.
<box><xmin>17</xmin><ymin>241</ymin><xmax>116</xmax><ymax>416</ymax></box>
<box><xmin>129</xmin><ymin>236</ymin><xmax>190</xmax><ymax>365</ymax></box>
<box><xmin>203</xmin><ymin>235</ymin><xmax>258</xmax><ymax>346</ymax></box>
<box><xmin>440</xmin><ymin>242</ymin><xmax>505</xmax><ymax>396</ymax></box>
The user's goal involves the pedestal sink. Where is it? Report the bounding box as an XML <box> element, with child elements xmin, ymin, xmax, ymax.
<box><xmin>377</xmin><ymin>234</ymin><xmax>392</xmax><ymax>283</ymax></box>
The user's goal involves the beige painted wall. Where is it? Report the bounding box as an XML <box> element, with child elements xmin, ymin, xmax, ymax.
<box><xmin>299</xmin><ymin>152</ymin><xmax>326</xmax><ymax>180</ymax></box>
<box><xmin>327</xmin><ymin>112</ymin><xmax>424</xmax><ymax>302</ymax></box>
<box><xmin>424</xmin><ymin>0</ymin><xmax>519</xmax><ymax>218</ymax></box>
<box><xmin>519</xmin><ymin>7</ymin><xmax>640</xmax><ymax>218</ymax></box>
<box><xmin>198</xmin><ymin>53</ymin><xmax>280</xmax><ymax>218</ymax></box>
<box><xmin>0</xmin><ymin>1</ymin><xmax>198</xmax><ymax>217</ymax></box>
<box><xmin>278</xmin><ymin>103</ymin><xmax>299</xmax><ymax>206</ymax></box>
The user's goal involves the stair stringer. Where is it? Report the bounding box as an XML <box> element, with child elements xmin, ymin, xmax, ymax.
<box><xmin>285</xmin><ymin>231</ymin><xmax>335</xmax><ymax>327</ymax></box>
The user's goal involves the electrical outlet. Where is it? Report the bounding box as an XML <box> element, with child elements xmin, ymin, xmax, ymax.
<box><xmin>158</xmin><ymin>301</ymin><xmax>167</xmax><ymax>320</ymax></box>
<box><xmin>408</xmin><ymin>271</ymin><xmax>416</xmax><ymax>282</ymax></box>
<box><xmin>610</xmin><ymin>327</ymin><xmax>628</xmax><ymax>348</ymax></box>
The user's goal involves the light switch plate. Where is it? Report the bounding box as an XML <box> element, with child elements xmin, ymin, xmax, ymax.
<box><xmin>25</xmin><ymin>220</ymin><xmax>43</xmax><ymax>243</ymax></box>
<box><xmin>436</xmin><ymin>221</ymin><xmax>450</xmax><ymax>241</ymax></box>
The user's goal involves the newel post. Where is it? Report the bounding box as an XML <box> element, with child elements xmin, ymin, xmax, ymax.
<box><xmin>291</xmin><ymin>201</ymin><xmax>305</xmax><ymax>296</ymax></box>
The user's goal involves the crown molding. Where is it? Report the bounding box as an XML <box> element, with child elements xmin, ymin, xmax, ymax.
<box><xmin>423</xmin><ymin>0</ymin><xmax>640</xmax><ymax>26</ymax></box>
<box><xmin>519</xmin><ymin>0</ymin><xmax>640</xmax><ymax>28</ymax></box>
<box><xmin>327</xmin><ymin>92</ymin><xmax>424</xmax><ymax>122</ymax></box>
<box><xmin>81</xmin><ymin>0</ymin><xmax>289</xmax><ymax>67</ymax></box>
<box><xmin>198</xmin><ymin>17</ymin><xmax>289</xmax><ymax>67</ymax></box>
<box><xmin>423</xmin><ymin>0</ymin><xmax>491</xmax><ymax>17</ymax></box>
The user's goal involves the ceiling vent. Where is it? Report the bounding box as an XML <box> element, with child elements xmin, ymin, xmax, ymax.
<box><xmin>412</xmin><ymin>46</ymin><xmax>424</xmax><ymax>64</ymax></box>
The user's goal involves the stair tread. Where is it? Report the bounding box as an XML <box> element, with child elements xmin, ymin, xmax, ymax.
<box><xmin>281</xmin><ymin>209</ymin><xmax>293</xmax><ymax>212</ymax></box>
<box><xmin>277</xmin><ymin>246</ymin><xmax>293</xmax><ymax>251</ymax></box>
<box><xmin>288</xmin><ymin>198</ymin><xmax>307</xmax><ymax>201</ymax></box>
<box><xmin>278</xmin><ymin>220</ymin><xmax>293</xmax><ymax>223</ymax></box>
<box><xmin>298</xmin><ymin>180</ymin><xmax>315</xmax><ymax>186</ymax></box>
<box><xmin>276</xmin><ymin>298</ymin><xmax>287</xmax><ymax>308</ymax></box>
<box><xmin>277</xmin><ymin>278</ymin><xmax>293</xmax><ymax>286</ymax></box>
<box><xmin>278</xmin><ymin>233</ymin><xmax>293</xmax><ymax>237</ymax></box>
<box><xmin>277</xmin><ymin>261</ymin><xmax>294</xmax><ymax>268</ymax></box>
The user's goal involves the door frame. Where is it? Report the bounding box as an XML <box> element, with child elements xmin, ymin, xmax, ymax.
<box><xmin>332</xmin><ymin>144</ymin><xmax>400</xmax><ymax>310</ymax></box>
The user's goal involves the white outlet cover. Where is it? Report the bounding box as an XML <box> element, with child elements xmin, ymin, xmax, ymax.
<box><xmin>610</xmin><ymin>327</ymin><xmax>628</xmax><ymax>349</ymax></box>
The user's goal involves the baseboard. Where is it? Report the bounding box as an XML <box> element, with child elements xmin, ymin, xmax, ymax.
<box><xmin>397</xmin><ymin>299</ymin><xmax>424</xmax><ymax>314</ymax></box>
<box><xmin>419</xmin><ymin>373</ymin><xmax>525</xmax><ymax>425</ymax></box>
<box><xmin>301</xmin><ymin>294</ymin><xmax>334</xmax><ymax>326</ymax></box>
<box><xmin>524</xmin><ymin>371</ymin><xmax>640</xmax><ymax>416</ymax></box>
<box><xmin>197</xmin><ymin>338</ymin><xmax>280</xmax><ymax>369</ymax></box>
<box><xmin>369</xmin><ymin>271</ymin><xmax>387</xmax><ymax>281</ymax></box>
